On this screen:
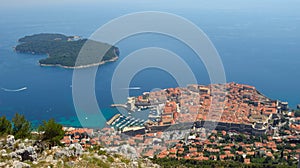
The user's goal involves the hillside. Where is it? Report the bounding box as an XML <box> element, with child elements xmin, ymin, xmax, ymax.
<box><xmin>0</xmin><ymin>135</ymin><xmax>160</xmax><ymax>168</ymax></box>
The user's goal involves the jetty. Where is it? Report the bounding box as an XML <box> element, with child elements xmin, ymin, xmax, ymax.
<box><xmin>106</xmin><ymin>114</ymin><xmax>121</xmax><ymax>125</ymax></box>
<box><xmin>111</xmin><ymin>103</ymin><xmax>135</xmax><ymax>112</ymax></box>
<box><xmin>111</xmin><ymin>104</ymin><xmax>128</xmax><ymax>108</ymax></box>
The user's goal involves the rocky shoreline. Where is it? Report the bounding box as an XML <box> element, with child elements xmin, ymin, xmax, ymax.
<box><xmin>39</xmin><ymin>56</ymin><xmax>118</xmax><ymax>69</ymax></box>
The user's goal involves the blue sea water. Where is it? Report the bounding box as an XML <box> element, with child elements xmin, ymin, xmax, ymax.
<box><xmin>0</xmin><ymin>0</ymin><xmax>300</xmax><ymax>127</ymax></box>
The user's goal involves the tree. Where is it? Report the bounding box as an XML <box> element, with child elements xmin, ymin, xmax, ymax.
<box><xmin>12</xmin><ymin>113</ymin><xmax>31</xmax><ymax>139</ymax></box>
<box><xmin>264</xmin><ymin>156</ymin><xmax>272</xmax><ymax>164</ymax></box>
<box><xmin>294</xmin><ymin>110</ymin><xmax>300</xmax><ymax>117</ymax></box>
<box><xmin>38</xmin><ymin>119</ymin><xmax>65</xmax><ymax>147</ymax></box>
<box><xmin>0</xmin><ymin>116</ymin><xmax>12</xmax><ymax>135</ymax></box>
<box><xmin>237</xmin><ymin>146</ymin><xmax>243</xmax><ymax>151</ymax></box>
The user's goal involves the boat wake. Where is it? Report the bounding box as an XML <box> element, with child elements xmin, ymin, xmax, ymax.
<box><xmin>1</xmin><ymin>87</ymin><xmax>28</xmax><ymax>92</ymax></box>
<box><xmin>121</xmin><ymin>87</ymin><xmax>141</xmax><ymax>90</ymax></box>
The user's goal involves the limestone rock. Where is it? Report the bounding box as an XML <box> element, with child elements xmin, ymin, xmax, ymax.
<box><xmin>14</xmin><ymin>146</ymin><xmax>37</xmax><ymax>161</ymax></box>
<box><xmin>45</xmin><ymin>155</ymin><xmax>53</xmax><ymax>163</ymax></box>
<box><xmin>12</xmin><ymin>161</ymin><xmax>31</xmax><ymax>168</ymax></box>
<box><xmin>69</xmin><ymin>143</ymin><xmax>83</xmax><ymax>156</ymax></box>
<box><xmin>105</xmin><ymin>144</ymin><xmax>138</xmax><ymax>160</ymax></box>
<box><xmin>0</xmin><ymin>162</ymin><xmax>6</xmax><ymax>167</ymax></box>
<box><xmin>6</xmin><ymin>135</ymin><xmax>15</xmax><ymax>147</ymax></box>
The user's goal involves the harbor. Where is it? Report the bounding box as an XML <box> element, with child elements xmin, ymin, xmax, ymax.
<box><xmin>107</xmin><ymin>114</ymin><xmax>146</xmax><ymax>131</ymax></box>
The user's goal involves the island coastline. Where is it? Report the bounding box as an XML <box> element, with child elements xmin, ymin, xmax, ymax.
<box><xmin>39</xmin><ymin>56</ymin><xmax>118</xmax><ymax>69</ymax></box>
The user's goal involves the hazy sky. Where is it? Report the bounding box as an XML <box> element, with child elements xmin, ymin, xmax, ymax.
<box><xmin>2</xmin><ymin>0</ymin><xmax>300</xmax><ymax>11</ymax></box>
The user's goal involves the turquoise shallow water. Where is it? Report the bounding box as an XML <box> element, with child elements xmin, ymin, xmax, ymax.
<box><xmin>0</xmin><ymin>1</ymin><xmax>300</xmax><ymax>128</ymax></box>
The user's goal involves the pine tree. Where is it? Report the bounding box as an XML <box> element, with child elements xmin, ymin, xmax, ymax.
<box><xmin>38</xmin><ymin>119</ymin><xmax>65</xmax><ymax>147</ymax></box>
<box><xmin>12</xmin><ymin>113</ymin><xmax>31</xmax><ymax>139</ymax></box>
<box><xmin>0</xmin><ymin>116</ymin><xmax>12</xmax><ymax>135</ymax></box>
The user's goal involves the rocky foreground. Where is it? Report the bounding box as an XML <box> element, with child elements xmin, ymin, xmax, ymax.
<box><xmin>0</xmin><ymin>135</ymin><xmax>160</xmax><ymax>168</ymax></box>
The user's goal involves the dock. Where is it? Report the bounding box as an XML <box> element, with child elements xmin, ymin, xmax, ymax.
<box><xmin>106</xmin><ymin>114</ymin><xmax>121</xmax><ymax>125</ymax></box>
<box><xmin>111</xmin><ymin>103</ymin><xmax>134</xmax><ymax>112</ymax></box>
<box><xmin>111</xmin><ymin>104</ymin><xmax>127</xmax><ymax>108</ymax></box>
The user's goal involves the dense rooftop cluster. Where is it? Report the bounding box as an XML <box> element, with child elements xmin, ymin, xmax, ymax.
<box><xmin>132</xmin><ymin>82</ymin><xmax>280</xmax><ymax>128</ymax></box>
<box><xmin>290</xmin><ymin>117</ymin><xmax>300</xmax><ymax>132</ymax></box>
<box><xmin>60</xmin><ymin>127</ymin><xmax>98</xmax><ymax>149</ymax></box>
<box><xmin>157</xmin><ymin>129</ymin><xmax>300</xmax><ymax>166</ymax></box>
<box><xmin>96</xmin><ymin>127</ymin><xmax>185</xmax><ymax>158</ymax></box>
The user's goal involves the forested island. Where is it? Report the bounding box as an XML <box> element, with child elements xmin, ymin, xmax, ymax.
<box><xmin>15</xmin><ymin>33</ymin><xmax>120</xmax><ymax>68</ymax></box>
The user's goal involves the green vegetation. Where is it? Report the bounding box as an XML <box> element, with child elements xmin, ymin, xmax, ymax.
<box><xmin>15</xmin><ymin>33</ymin><xmax>119</xmax><ymax>67</ymax></box>
<box><xmin>38</xmin><ymin>119</ymin><xmax>65</xmax><ymax>147</ymax></box>
<box><xmin>18</xmin><ymin>33</ymin><xmax>70</xmax><ymax>43</ymax></box>
<box><xmin>1</xmin><ymin>114</ymin><xmax>64</xmax><ymax>144</ymax></box>
<box><xmin>12</xmin><ymin>113</ymin><xmax>31</xmax><ymax>139</ymax></box>
<box><xmin>0</xmin><ymin>116</ymin><xmax>12</xmax><ymax>135</ymax></box>
<box><xmin>81</xmin><ymin>156</ymin><xmax>110</xmax><ymax>168</ymax></box>
<box><xmin>294</xmin><ymin>109</ymin><xmax>300</xmax><ymax>117</ymax></box>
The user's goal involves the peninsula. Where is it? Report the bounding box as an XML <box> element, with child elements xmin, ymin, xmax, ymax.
<box><xmin>15</xmin><ymin>33</ymin><xmax>120</xmax><ymax>68</ymax></box>
<box><xmin>103</xmin><ymin>83</ymin><xmax>300</xmax><ymax>166</ymax></box>
<box><xmin>109</xmin><ymin>82</ymin><xmax>285</xmax><ymax>134</ymax></box>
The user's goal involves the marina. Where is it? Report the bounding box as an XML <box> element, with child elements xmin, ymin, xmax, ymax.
<box><xmin>107</xmin><ymin>114</ymin><xmax>146</xmax><ymax>131</ymax></box>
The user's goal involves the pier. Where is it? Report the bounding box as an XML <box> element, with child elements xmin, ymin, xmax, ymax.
<box><xmin>111</xmin><ymin>103</ymin><xmax>136</xmax><ymax>112</ymax></box>
<box><xmin>106</xmin><ymin>114</ymin><xmax>121</xmax><ymax>125</ymax></box>
<box><xmin>111</xmin><ymin>104</ymin><xmax>128</xmax><ymax>108</ymax></box>
<box><xmin>111</xmin><ymin>104</ymin><xmax>131</xmax><ymax>110</ymax></box>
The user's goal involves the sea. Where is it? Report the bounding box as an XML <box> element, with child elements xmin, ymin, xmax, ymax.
<box><xmin>0</xmin><ymin>0</ymin><xmax>300</xmax><ymax>128</ymax></box>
